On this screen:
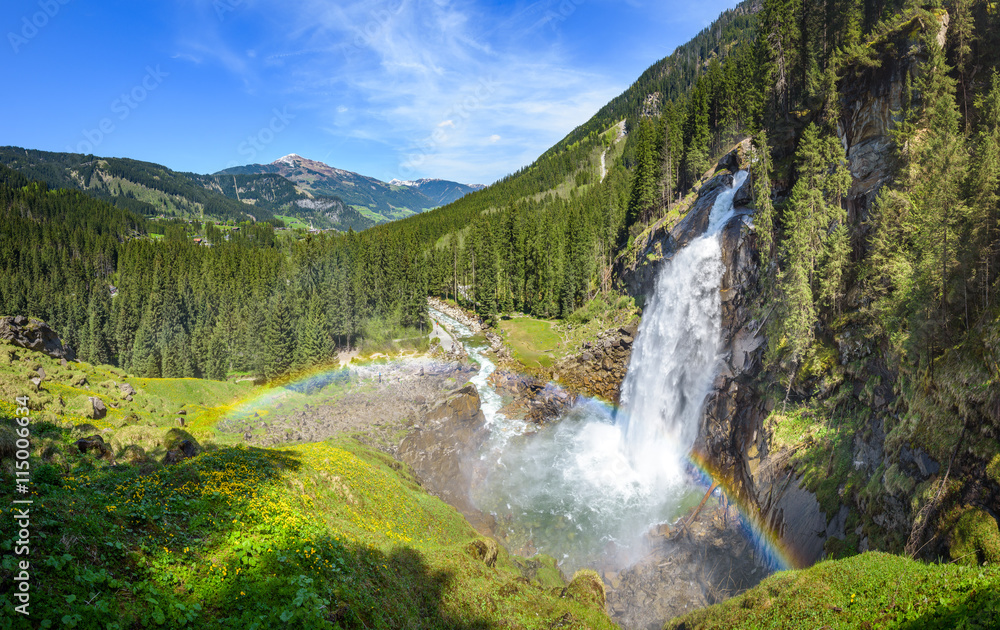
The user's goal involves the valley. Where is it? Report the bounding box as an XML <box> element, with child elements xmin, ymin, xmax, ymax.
<box><xmin>3</xmin><ymin>0</ymin><xmax>1000</xmax><ymax>627</ymax></box>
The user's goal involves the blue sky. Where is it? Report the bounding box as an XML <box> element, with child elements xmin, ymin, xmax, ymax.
<box><xmin>2</xmin><ymin>0</ymin><xmax>739</xmax><ymax>185</ymax></box>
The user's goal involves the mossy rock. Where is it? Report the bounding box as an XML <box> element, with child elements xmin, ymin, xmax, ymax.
<box><xmin>111</xmin><ymin>413</ymin><xmax>140</xmax><ymax>429</ymax></box>
<box><xmin>987</xmin><ymin>454</ymin><xmax>1000</xmax><ymax>487</ymax></box>
<box><xmin>564</xmin><ymin>569</ymin><xmax>606</xmax><ymax>609</ymax></box>
<box><xmin>949</xmin><ymin>506</ymin><xmax>1000</xmax><ymax>566</ymax></box>
<box><xmin>163</xmin><ymin>427</ymin><xmax>201</xmax><ymax>454</ymax></box>
<box><xmin>513</xmin><ymin>554</ymin><xmax>565</xmax><ymax>589</ymax></box>
<box><xmin>119</xmin><ymin>444</ymin><xmax>150</xmax><ymax>465</ymax></box>
<box><xmin>70</xmin><ymin>423</ymin><xmax>100</xmax><ymax>436</ymax></box>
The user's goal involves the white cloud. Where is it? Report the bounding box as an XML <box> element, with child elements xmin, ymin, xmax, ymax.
<box><xmin>182</xmin><ymin>0</ymin><xmax>625</xmax><ymax>183</ymax></box>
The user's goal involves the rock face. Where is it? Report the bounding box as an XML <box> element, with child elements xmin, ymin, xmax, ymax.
<box><xmin>75</xmin><ymin>434</ymin><xmax>112</xmax><ymax>460</ymax></box>
<box><xmin>618</xmin><ymin>172</ymin><xmax>734</xmax><ymax>302</ymax></box>
<box><xmin>397</xmin><ymin>384</ymin><xmax>493</xmax><ymax>532</ymax></box>
<box><xmin>836</xmin><ymin>10</ymin><xmax>950</xmax><ymax>247</ymax></box>
<box><xmin>696</xmin><ymin>207</ymin><xmax>767</xmax><ymax>506</ymax></box>
<box><xmin>0</xmin><ymin>316</ymin><xmax>75</xmax><ymax>360</ymax></box>
<box><xmin>550</xmin><ymin>325</ymin><xmax>637</xmax><ymax>403</ymax></box>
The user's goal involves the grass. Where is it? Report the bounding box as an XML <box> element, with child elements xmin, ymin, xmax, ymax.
<box><xmin>274</xmin><ymin>214</ymin><xmax>311</xmax><ymax>230</ymax></box>
<box><xmin>352</xmin><ymin>205</ymin><xmax>388</xmax><ymax>223</ymax></box>
<box><xmin>498</xmin><ymin>316</ymin><xmax>565</xmax><ymax>369</ymax></box>
<box><xmin>0</xmin><ymin>337</ymin><xmax>616</xmax><ymax>629</ymax></box>
<box><xmin>665</xmin><ymin>551</ymin><xmax>1000</xmax><ymax>629</ymax></box>
<box><xmin>0</xmin><ymin>402</ymin><xmax>615</xmax><ymax>630</ymax></box>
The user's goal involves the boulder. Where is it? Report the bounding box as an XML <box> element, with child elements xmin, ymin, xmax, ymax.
<box><xmin>119</xmin><ymin>383</ymin><xmax>136</xmax><ymax>397</ymax></box>
<box><xmin>466</xmin><ymin>538</ymin><xmax>498</xmax><ymax>568</ymax></box>
<box><xmin>564</xmin><ymin>570</ymin><xmax>606</xmax><ymax>609</ymax></box>
<box><xmin>88</xmin><ymin>397</ymin><xmax>107</xmax><ymax>420</ymax></box>
<box><xmin>163</xmin><ymin>428</ymin><xmax>201</xmax><ymax>456</ymax></box>
<box><xmin>75</xmin><ymin>434</ymin><xmax>112</xmax><ymax>460</ymax></box>
<box><xmin>0</xmin><ymin>316</ymin><xmax>75</xmax><ymax>360</ymax></box>
<box><xmin>163</xmin><ymin>439</ymin><xmax>199</xmax><ymax>465</ymax></box>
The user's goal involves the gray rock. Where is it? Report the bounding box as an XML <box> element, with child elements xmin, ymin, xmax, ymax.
<box><xmin>0</xmin><ymin>316</ymin><xmax>76</xmax><ymax>361</ymax></box>
<box><xmin>88</xmin><ymin>397</ymin><xmax>107</xmax><ymax>420</ymax></box>
<box><xmin>733</xmin><ymin>175</ymin><xmax>753</xmax><ymax>207</ymax></box>
<box><xmin>119</xmin><ymin>383</ymin><xmax>136</xmax><ymax>396</ymax></box>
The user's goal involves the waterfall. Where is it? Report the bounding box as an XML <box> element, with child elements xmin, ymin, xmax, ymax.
<box><xmin>619</xmin><ymin>170</ymin><xmax>748</xmax><ymax>486</ymax></box>
<box><xmin>468</xmin><ymin>171</ymin><xmax>748</xmax><ymax>571</ymax></box>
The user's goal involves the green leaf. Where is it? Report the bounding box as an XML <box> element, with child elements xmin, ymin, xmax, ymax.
<box><xmin>280</xmin><ymin>611</ymin><xmax>293</xmax><ymax>622</ymax></box>
<box><xmin>152</xmin><ymin>607</ymin><xmax>166</xmax><ymax>625</ymax></box>
<box><xmin>64</xmin><ymin>594</ymin><xmax>76</xmax><ymax>604</ymax></box>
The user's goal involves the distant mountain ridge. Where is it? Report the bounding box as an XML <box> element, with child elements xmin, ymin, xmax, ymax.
<box><xmin>0</xmin><ymin>147</ymin><xmax>376</xmax><ymax>231</ymax></box>
<box><xmin>217</xmin><ymin>154</ymin><xmax>483</xmax><ymax>223</ymax></box>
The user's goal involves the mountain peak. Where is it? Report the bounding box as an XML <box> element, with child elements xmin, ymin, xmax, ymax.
<box><xmin>274</xmin><ymin>153</ymin><xmax>305</xmax><ymax>166</ymax></box>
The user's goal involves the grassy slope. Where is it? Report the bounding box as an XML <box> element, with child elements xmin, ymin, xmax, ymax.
<box><xmin>665</xmin><ymin>552</ymin><xmax>1000</xmax><ymax>630</ymax></box>
<box><xmin>0</xmin><ymin>346</ymin><xmax>614</xmax><ymax>630</ymax></box>
<box><xmin>499</xmin><ymin>317</ymin><xmax>565</xmax><ymax>369</ymax></box>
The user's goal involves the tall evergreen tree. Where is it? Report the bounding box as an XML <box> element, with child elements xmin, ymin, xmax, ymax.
<box><xmin>261</xmin><ymin>296</ymin><xmax>293</xmax><ymax>380</ymax></box>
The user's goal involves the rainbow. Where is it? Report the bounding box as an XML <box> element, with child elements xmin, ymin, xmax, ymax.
<box><xmin>687</xmin><ymin>449</ymin><xmax>803</xmax><ymax>571</ymax></box>
<box><xmin>223</xmin><ymin>355</ymin><xmax>455</xmax><ymax>419</ymax></box>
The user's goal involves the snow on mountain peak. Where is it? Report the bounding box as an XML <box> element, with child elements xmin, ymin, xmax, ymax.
<box><xmin>275</xmin><ymin>154</ymin><xmax>303</xmax><ymax>166</ymax></box>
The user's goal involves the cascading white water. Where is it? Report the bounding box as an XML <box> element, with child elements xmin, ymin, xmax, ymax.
<box><xmin>618</xmin><ymin>169</ymin><xmax>748</xmax><ymax>486</ymax></box>
<box><xmin>464</xmin><ymin>171</ymin><xmax>748</xmax><ymax>571</ymax></box>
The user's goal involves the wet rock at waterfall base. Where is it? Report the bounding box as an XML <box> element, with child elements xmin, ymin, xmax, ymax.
<box><xmin>397</xmin><ymin>384</ymin><xmax>496</xmax><ymax>534</ymax></box>
<box><xmin>602</xmin><ymin>501</ymin><xmax>772</xmax><ymax>630</ymax></box>
<box><xmin>489</xmin><ymin>371</ymin><xmax>576</xmax><ymax>423</ymax></box>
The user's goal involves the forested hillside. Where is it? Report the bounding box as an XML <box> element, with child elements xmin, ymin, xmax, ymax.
<box><xmin>0</xmin><ymin>163</ymin><xmax>427</xmax><ymax>379</ymax></box>
<box><xmin>0</xmin><ymin>147</ymin><xmax>374</xmax><ymax>231</ymax></box>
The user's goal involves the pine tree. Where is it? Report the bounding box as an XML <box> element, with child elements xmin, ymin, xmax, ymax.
<box><xmin>294</xmin><ymin>295</ymin><xmax>333</xmax><ymax>371</ymax></box>
<box><xmin>970</xmin><ymin>71</ymin><xmax>1000</xmax><ymax>309</ymax></box>
<box><xmin>752</xmin><ymin>130</ymin><xmax>776</xmax><ymax>262</ymax></box>
<box><xmin>84</xmin><ymin>285</ymin><xmax>112</xmax><ymax>366</ymax></box>
<box><xmin>769</xmin><ymin>123</ymin><xmax>850</xmax><ymax>370</ymax></box>
<box><xmin>627</xmin><ymin>118</ymin><xmax>659</xmax><ymax>226</ymax></box>
<box><xmin>261</xmin><ymin>296</ymin><xmax>293</xmax><ymax>380</ymax></box>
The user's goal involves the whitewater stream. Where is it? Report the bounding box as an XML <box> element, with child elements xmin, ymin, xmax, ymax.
<box><xmin>432</xmin><ymin>171</ymin><xmax>749</xmax><ymax>573</ymax></box>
